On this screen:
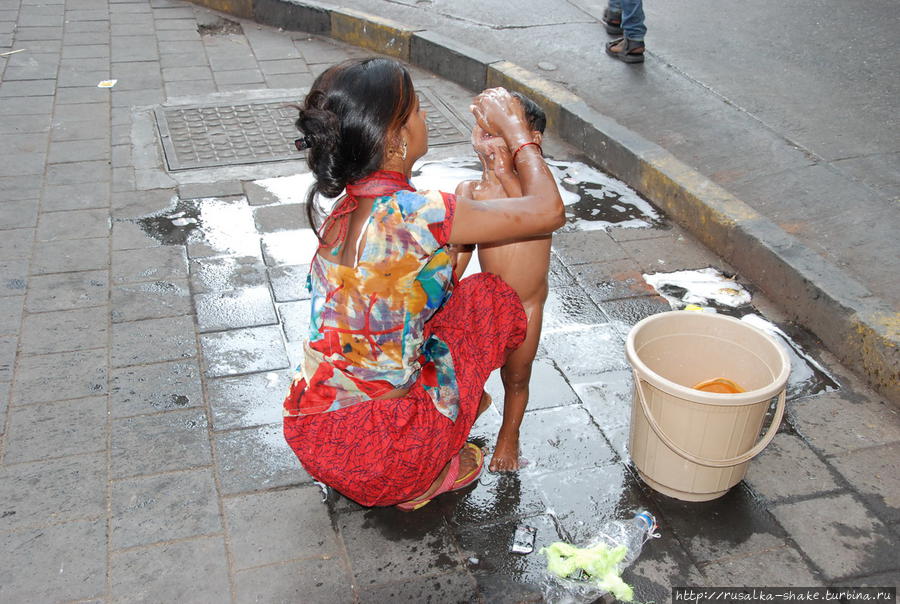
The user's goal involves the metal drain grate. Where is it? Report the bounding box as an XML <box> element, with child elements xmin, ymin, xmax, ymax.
<box><xmin>154</xmin><ymin>87</ymin><xmax>471</xmax><ymax>171</ymax></box>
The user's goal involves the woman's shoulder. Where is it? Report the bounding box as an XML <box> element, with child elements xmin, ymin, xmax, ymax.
<box><xmin>392</xmin><ymin>189</ymin><xmax>455</xmax><ymax>220</ymax></box>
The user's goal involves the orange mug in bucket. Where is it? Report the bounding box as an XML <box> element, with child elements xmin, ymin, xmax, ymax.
<box><xmin>693</xmin><ymin>377</ymin><xmax>745</xmax><ymax>394</ymax></box>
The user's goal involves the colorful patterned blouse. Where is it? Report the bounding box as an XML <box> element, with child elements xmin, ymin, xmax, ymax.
<box><xmin>285</xmin><ymin>171</ymin><xmax>461</xmax><ymax>421</ymax></box>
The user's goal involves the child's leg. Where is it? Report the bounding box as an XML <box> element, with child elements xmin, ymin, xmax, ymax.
<box><xmin>491</xmin><ymin>291</ymin><xmax>546</xmax><ymax>472</ymax></box>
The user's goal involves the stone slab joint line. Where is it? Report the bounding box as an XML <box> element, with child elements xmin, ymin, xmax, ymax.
<box><xmin>186</xmin><ymin>0</ymin><xmax>899</xmax><ymax>403</ymax></box>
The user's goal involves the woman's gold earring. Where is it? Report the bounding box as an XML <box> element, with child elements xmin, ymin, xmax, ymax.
<box><xmin>401</xmin><ymin>140</ymin><xmax>408</xmax><ymax>161</ymax></box>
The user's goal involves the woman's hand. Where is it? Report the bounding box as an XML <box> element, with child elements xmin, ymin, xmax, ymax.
<box><xmin>470</xmin><ymin>88</ymin><xmax>531</xmax><ymax>149</ymax></box>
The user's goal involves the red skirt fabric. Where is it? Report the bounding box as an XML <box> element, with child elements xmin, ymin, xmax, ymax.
<box><xmin>283</xmin><ymin>273</ymin><xmax>526</xmax><ymax>507</ymax></box>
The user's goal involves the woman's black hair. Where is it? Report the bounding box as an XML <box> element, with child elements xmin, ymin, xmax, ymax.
<box><xmin>296</xmin><ymin>57</ymin><xmax>417</xmax><ymax>239</ymax></box>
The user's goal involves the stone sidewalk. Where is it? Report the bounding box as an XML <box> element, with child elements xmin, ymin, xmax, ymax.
<box><xmin>0</xmin><ymin>0</ymin><xmax>898</xmax><ymax>602</ymax></box>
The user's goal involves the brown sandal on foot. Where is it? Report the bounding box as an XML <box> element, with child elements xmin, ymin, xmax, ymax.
<box><xmin>605</xmin><ymin>37</ymin><xmax>645</xmax><ymax>63</ymax></box>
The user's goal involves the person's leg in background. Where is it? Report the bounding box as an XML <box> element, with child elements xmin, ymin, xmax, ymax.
<box><xmin>605</xmin><ymin>0</ymin><xmax>646</xmax><ymax>63</ymax></box>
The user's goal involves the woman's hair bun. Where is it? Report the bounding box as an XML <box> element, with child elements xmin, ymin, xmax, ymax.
<box><xmin>296</xmin><ymin>105</ymin><xmax>345</xmax><ymax>198</ymax></box>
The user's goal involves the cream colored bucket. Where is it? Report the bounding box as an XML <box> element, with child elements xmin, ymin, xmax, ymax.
<box><xmin>625</xmin><ymin>311</ymin><xmax>790</xmax><ymax>501</ymax></box>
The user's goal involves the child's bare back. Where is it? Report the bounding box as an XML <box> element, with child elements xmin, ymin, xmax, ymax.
<box><xmin>454</xmin><ymin>94</ymin><xmax>552</xmax><ymax>472</ymax></box>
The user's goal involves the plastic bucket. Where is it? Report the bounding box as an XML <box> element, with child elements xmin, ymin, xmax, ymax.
<box><xmin>625</xmin><ymin>311</ymin><xmax>790</xmax><ymax>501</ymax></box>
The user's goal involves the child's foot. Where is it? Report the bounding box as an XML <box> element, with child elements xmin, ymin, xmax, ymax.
<box><xmin>489</xmin><ymin>430</ymin><xmax>521</xmax><ymax>472</ymax></box>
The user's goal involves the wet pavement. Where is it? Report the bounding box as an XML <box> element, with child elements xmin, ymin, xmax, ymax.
<box><xmin>0</xmin><ymin>1</ymin><xmax>899</xmax><ymax>602</ymax></box>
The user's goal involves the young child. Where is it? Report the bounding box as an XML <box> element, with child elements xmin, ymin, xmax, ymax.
<box><xmin>454</xmin><ymin>92</ymin><xmax>551</xmax><ymax>472</ymax></box>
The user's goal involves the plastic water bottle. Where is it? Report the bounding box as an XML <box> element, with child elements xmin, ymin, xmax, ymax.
<box><xmin>597</xmin><ymin>511</ymin><xmax>660</xmax><ymax>569</ymax></box>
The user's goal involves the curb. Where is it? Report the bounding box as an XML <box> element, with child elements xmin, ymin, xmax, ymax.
<box><xmin>199</xmin><ymin>0</ymin><xmax>899</xmax><ymax>403</ymax></box>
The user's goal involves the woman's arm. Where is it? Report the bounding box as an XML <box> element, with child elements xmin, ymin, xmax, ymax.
<box><xmin>448</xmin><ymin>89</ymin><xmax>564</xmax><ymax>245</ymax></box>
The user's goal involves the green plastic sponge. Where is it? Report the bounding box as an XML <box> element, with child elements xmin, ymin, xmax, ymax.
<box><xmin>540</xmin><ymin>541</ymin><xmax>635</xmax><ymax>602</ymax></box>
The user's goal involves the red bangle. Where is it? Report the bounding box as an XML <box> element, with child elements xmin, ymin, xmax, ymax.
<box><xmin>512</xmin><ymin>141</ymin><xmax>542</xmax><ymax>164</ymax></box>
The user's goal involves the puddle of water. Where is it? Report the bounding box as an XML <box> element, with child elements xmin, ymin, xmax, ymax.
<box><xmin>412</xmin><ymin>157</ymin><xmax>662</xmax><ymax>232</ymax></box>
<box><xmin>254</xmin><ymin>172</ymin><xmax>318</xmax><ymax>205</ymax></box>
<box><xmin>250</xmin><ymin>156</ymin><xmax>661</xmax><ymax>236</ymax></box>
<box><xmin>134</xmin><ymin>197</ymin><xmax>260</xmax><ymax>258</ymax></box>
<box><xmin>642</xmin><ymin>268</ymin><xmax>840</xmax><ymax>399</ymax></box>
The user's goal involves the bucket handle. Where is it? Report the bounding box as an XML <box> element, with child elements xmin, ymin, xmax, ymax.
<box><xmin>632</xmin><ymin>371</ymin><xmax>786</xmax><ymax>468</ymax></box>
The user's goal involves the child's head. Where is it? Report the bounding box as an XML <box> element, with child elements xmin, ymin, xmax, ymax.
<box><xmin>472</xmin><ymin>90</ymin><xmax>545</xmax><ymax>154</ymax></box>
<box><xmin>509</xmin><ymin>91</ymin><xmax>546</xmax><ymax>140</ymax></box>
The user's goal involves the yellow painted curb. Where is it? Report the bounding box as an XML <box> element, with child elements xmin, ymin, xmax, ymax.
<box><xmin>330</xmin><ymin>8</ymin><xmax>418</xmax><ymax>60</ymax></box>
<box><xmin>486</xmin><ymin>61</ymin><xmax>580</xmax><ymax>131</ymax></box>
<box><xmin>192</xmin><ymin>0</ymin><xmax>252</xmax><ymax>19</ymax></box>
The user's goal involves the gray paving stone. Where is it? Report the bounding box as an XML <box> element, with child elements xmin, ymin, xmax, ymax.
<box><xmin>0</xmin><ymin>452</ymin><xmax>106</xmax><ymax>531</ymax></box>
<box><xmin>64</xmin><ymin>20</ymin><xmax>109</xmax><ymax>33</ymax></box>
<box><xmin>572</xmin><ymin>368</ymin><xmax>634</xmax><ymax>431</ymax></box>
<box><xmin>53</xmin><ymin>100</ymin><xmax>109</xmax><ymax>121</ymax></box>
<box><xmin>177</xmin><ymin>181</ymin><xmax>245</xmax><ymax>200</ymax></box>
<box><xmin>744</xmin><ymin>433</ymin><xmax>841</xmax><ymax>502</ymax></box>
<box><xmin>552</xmin><ymin>229</ymin><xmax>630</xmax><ymax>266</ymax></box>
<box><xmin>110</xmin><ymin>188</ymin><xmax>177</xmax><ymax>220</ymax></box>
<box><xmin>111</xmin><ymin>88</ymin><xmax>164</xmax><ymax>108</ymax></box>
<box><xmin>276</xmin><ymin>299</ymin><xmax>310</xmax><ymax>343</ymax></box>
<box><xmin>110</xmin><ymin>536</ymin><xmax>231</xmax><ymax>604</ymax></box>
<box><xmin>214</xmin><ymin>423</ymin><xmax>307</xmax><ymax>494</ymax></box>
<box><xmin>538</xmin><ymin>325</ymin><xmax>629</xmax><ymax>383</ymax></box>
<box><xmin>342</xmin><ymin>504</ymin><xmax>464</xmax><ymax>585</ymax></box>
<box><xmin>623</xmin><ymin>524</ymin><xmax>707</xmax><ymax>604</ymax></box>
<box><xmin>518</xmin><ymin>405</ymin><xmax>616</xmax><ymax>473</ymax></box>
<box><xmin>541</xmin><ymin>284</ymin><xmax>607</xmax><ymax>332</ymax></box>
<box><xmin>156</xmin><ymin>28</ymin><xmax>201</xmax><ymax>41</ymax></box>
<box><xmin>258</xmin><ymin>58</ymin><xmax>308</xmax><ymax>76</ymax></box>
<box><xmin>112</xmin><ymin>143</ymin><xmax>131</xmax><ymax>168</ymax></box>
<box><xmin>0</xmin><ymin>176</ymin><xmax>42</xmax><ymax>202</ymax></box>
<box><xmin>111</xmin><ymin>60</ymin><xmax>162</xmax><ymax>90</ymax></box>
<box><xmin>252</xmin><ymin>203</ymin><xmax>310</xmax><ymax>234</ymax></box>
<box><xmin>0</xmin><ymin>151</ymin><xmax>46</xmax><ymax>176</ymax></box>
<box><xmin>771</xmin><ymin>492</ymin><xmax>900</xmax><ymax>580</ymax></box>
<box><xmin>47</xmin><ymin>138</ymin><xmax>110</xmax><ymax>163</ymax></box>
<box><xmin>0</xmin><ymin>261</ymin><xmax>28</xmax><ymax>297</ymax></box>
<box><xmin>25</xmin><ymin>269</ymin><xmax>108</xmax><ymax>312</ymax></box>
<box><xmin>189</xmin><ymin>255</ymin><xmax>267</xmax><ymax>294</ymax></box>
<box><xmin>648</xmin><ymin>483</ymin><xmax>790</xmax><ymax>565</ymax></box>
<box><xmin>110</xmin><ymin>359</ymin><xmax>203</xmax><ymax>418</ymax></box>
<box><xmin>2</xmin><ymin>92</ymin><xmax>54</xmax><ymax>114</ymax></box>
<box><xmin>213</xmin><ymin>68</ymin><xmax>264</xmax><ymax>86</ymax></box>
<box><xmin>195</xmin><ymin>285</ymin><xmax>278</xmax><ymax>332</ymax></box>
<box><xmin>453</xmin><ymin>513</ymin><xmax>560</xmax><ymax>603</ymax></box>
<box><xmin>19</xmin><ymin>305</ymin><xmax>108</xmax><ymax>355</ymax></box>
<box><xmin>111</xmin><ymin>315</ymin><xmax>196</xmax><ymax>367</ymax></box>
<box><xmin>207</xmin><ymin>369</ymin><xmax>291</xmax><ymax>431</ymax></box>
<box><xmin>0</xmin><ymin>380</ymin><xmax>8</xmax><ymax>431</ymax></box>
<box><xmin>568</xmin><ymin>257</ymin><xmax>655</xmax><ymax>303</ymax></box>
<box><xmin>600</xmin><ymin>295</ymin><xmax>673</xmax><ymax>333</ymax></box>
<box><xmin>788</xmin><ymin>391</ymin><xmax>900</xmax><ymax>457</ymax></box>
<box><xmin>45</xmin><ymin>159</ymin><xmax>110</xmax><ymax>185</ymax></box>
<box><xmin>160</xmin><ymin>52</ymin><xmax>209</xmax><ymax>69</ymax></box>
<box><xmin>829</xmin><ymin>443</ymin><xmax>900</xmax><ymax>524</ymax></box>
<box><xmin>112</xmin><ymin>246</ymin><xmax>188</xmax><ymax>284</ymax></box>
<box><xmin>0</xmin><ymin>227</ymin><xmax>31</xmax><ymax>259</ymax></box>
<box><xmin>200</xmin><ymin>324</ymin><xmax>289</xmax><ymax>377</ymax></box>
<box><xmin>268</xmin><ymin>264</ymin><xmax>311</xmax><ymax>302</ymax></box>
<box><xmin>0</xmin><ymin>114</ymin><xmax>51</xmax><ymax>134</ymax></box>
<box><xmin>35</xmin><ymin>208</ymin><xmax>109</xmax><ymax>241</ymax></box>
<box><xmin>4</xmin><ymin>395</ymin><xmax>107</xmax><ymax>463</ymax></box>
<box><xmin>110</xmin><ymin>278</ymin><xmax>192</xmax><ymax>322</ymax></box>
<box><xmin>357</xmin><ymin>571</ymin><xmax>478</xmax><ymax>604</ymax></box>
<box><xmin>110</xmin><ymin>468</ymin><xmax>221</xmax><ymax>550</ymax></box>
<box><xmin>699</xmin><ymin>544</ymin><xmax>823</xmax><ymax>587</ymax></box>
<box><xmin>0</xmin><ymin>295</ymin><xmax>24</xmax><ymax>335</ymax></box>
<box><xmin>0</xmin><ymin>518</ymin><xmax>106</xmax><ymax>602</ymax></box>
<box><xmin>42</xmin><ymin>181</ymin><xmax>110</xmax><ymax>211</ymax></box>
<box><xmin>13</xmin><ymin>348</ymin><xmax>106</xmax><ymax>405</ymax></box>
<box><xmin>0</xmin><ymin>78</ymin><xmax>56</xmax><ymax>96</ymax></box>
<box><xmin>162</xmin><ymin>65</ymin><xmax>213</xmax><ymax>81</ymax></box>
<box><xmin>155</xmin><ymin>17</ymin><xmax>196</xmax><ymax>30</ymax></box>
<box><xmin>0</xmin><ymin>336</ymin><xmax>14</xmax><ymax>383</ymax></box>
<box><xmin>62</xmin><ymin>44</ymin><xmax>110</xmax><ymax>59</ymax></box>
<box><xmin>111</xmin><ymin>408</ymin><xmax>211</xmax><ymax>478</ymax></box>
<box><xmin>3</xmin><ymin>51</ymin><xmax>60</xmax><ymax>80</ymax></box>
<box><xmin>234</xmin><ymin>557</ymin><xmax>354</xmax><ymax>604</ymax></box>
<box><xmin>225</xmin><ymin>486</ymin><xmax>336</xmax><ymax>570</ymax></box>
<box><xmin>482</xmin><ymin>357</ymin><xmax>580</xmax><ymax>413</ymax></box>
<box><xmin>620</xmin><ymin>231</ymin><xmax>726</xmax><ymax>273</ymax></box>
<box><xmin>111</xmin><ymin>34</ymin><xmax>159</xmax><ymax>62</ymax></box>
